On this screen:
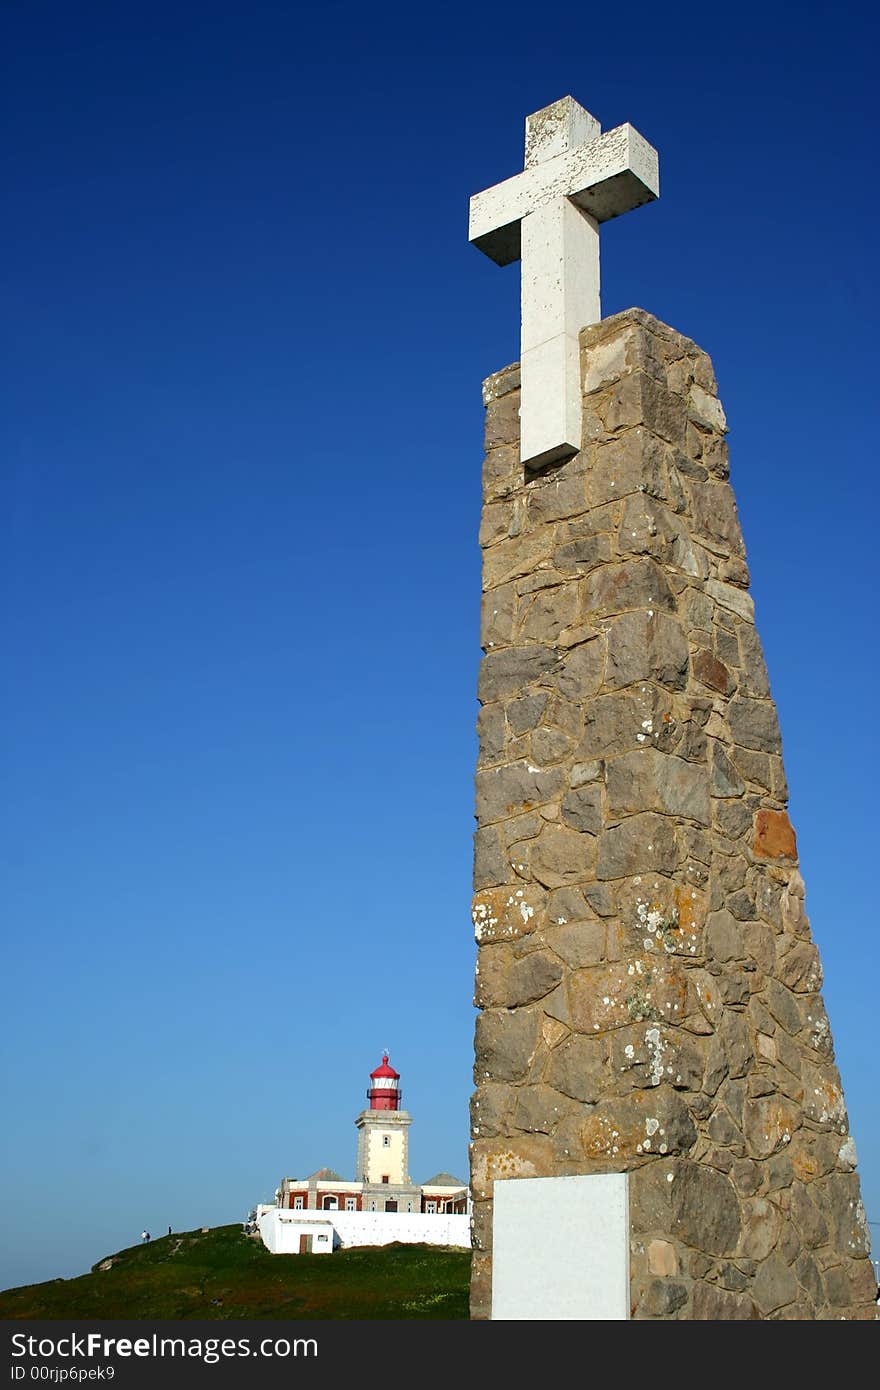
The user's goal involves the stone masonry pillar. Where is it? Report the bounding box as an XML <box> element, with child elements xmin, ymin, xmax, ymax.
<box><xmin>470</xmin><ymin>309</ymin><xmax>875</xmax><ymax>1320</ymax></box>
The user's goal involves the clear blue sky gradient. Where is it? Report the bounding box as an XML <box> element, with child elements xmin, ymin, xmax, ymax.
<box><xmin>2</xmin><ymin>1</ymin><xmax>878</xmax><ymax>1290</ymax></box>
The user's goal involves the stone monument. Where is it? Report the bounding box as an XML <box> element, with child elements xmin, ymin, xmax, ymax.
<box><xmin>468</xmin><ymin>96</ymin><xmax>875</xmax><ymax>1319</ymax></box>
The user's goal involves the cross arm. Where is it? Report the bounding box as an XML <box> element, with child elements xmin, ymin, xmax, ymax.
<box><xmin>469</xmin><ymin>123</ymin><xmax>659</xmax><ymax>266</ymax></box>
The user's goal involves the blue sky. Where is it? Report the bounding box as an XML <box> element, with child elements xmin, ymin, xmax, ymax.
<box><xmin>2</xmin><ymin>0</ymin><xmax>878</xmax><ymax>1290</ymax></box>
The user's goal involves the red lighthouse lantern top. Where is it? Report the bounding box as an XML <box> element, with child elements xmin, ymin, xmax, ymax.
<box><xmin>367</xmin><ymin>1053</ymin><xmax>401</xmax><ymax>1111</ymax></box>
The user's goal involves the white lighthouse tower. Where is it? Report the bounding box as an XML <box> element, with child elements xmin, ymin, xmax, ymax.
<box><xmin>354</xmin><ymin>1053</ymin><xmax>419</xmax><ymax>1211</ymax></box>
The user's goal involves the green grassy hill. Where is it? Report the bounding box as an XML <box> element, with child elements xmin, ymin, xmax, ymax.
<box><xmin>0</xmin><ymin>1226</ymin><xmax>471</xmax><ymax>1320</ymax></box>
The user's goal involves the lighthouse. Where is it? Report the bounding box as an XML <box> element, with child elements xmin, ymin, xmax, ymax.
<box><xmin>263</xmin><ymin>1049</ymin><xmax>470</xmax><ymax>1245</ymax></box>
<box><xmin>354</xmin><ymin>1052</ymin><xmax>417</xmax><ymax>1210</ymax></box>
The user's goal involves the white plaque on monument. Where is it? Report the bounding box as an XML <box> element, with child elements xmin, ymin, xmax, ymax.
<box><xmin>491</xmin><ymin>1173</ymin><xmax>630</xmax><ymax>1320</ymax></box>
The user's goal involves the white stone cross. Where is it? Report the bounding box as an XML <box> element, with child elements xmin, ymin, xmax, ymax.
<box><xmin>469</xmin><ymin>97</ymin><xmax>659</xmax><ymax>470</ymax></box>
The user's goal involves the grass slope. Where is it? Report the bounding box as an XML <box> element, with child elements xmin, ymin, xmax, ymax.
<box><xmin>0</xmin><ymin>1226</ymin><xmax>471</xmax><ymax>1320</ymax></box>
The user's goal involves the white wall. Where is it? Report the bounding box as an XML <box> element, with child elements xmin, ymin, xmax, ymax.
<box><xmin>258</xmin><ymin>1207</ymin><xmax>470</xmax><ymax>1255</ymax></box>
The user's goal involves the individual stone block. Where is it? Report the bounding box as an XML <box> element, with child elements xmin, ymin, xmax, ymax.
<box><xmin>692</xmin><ymin>647</ymin><xmax>734</xmax><ymax>694</ymax></box>
<box><xmin>473</xmin><ymin>825</ymin><xmax>508</xmax><ymax>889</ymax></box>
<box><xmin>714</xmin><ymin>625</ymin><xmax>740</xmax><ymax>667</ymax></box>
<box><xmin>582</xmin><ymin>320</ymin><xmax>655</xmax><ymax>391</ymax></box>
<box><xmin>474</xmin><ymin>1009</ymin><xmax>540</xmax><ymax>1083</ymax></box>
<box><xmin>687</xmin><ymin>479</ymin><xmax>745</xmax><ymax>555</ymax></box>
<box><xmin>705</xmin><ymin>577</ymin><xmax>755</xmax><ymax>622</ymax></box>
<box><xmin>777</xmin><ymin>942</ymin><xmax>821</xmax><ymax>993</ymax></box>
<box><xmin>646</xmin><ymin>1239</ymin><xmax>680</xmax><ymax>1275</ymax></box>
<box><xmin>737</xmin><ymin>624</ymin><xmax>771</xmax><ymax>697</ymax></box>
<box><xmin>478</xmin><ymin>644</ymin><xmax>556</xmax><ymax>701</ymax></box>
<box><xmin>727</xmin><ymin>695</ymin><xmax>783</xmax><ymax>754</ymax></box>
<box><xmin>820</xmin><ymin>1172</ymin><xmax>871</xmax><ymax>1256</ymax></box>
<box><xmin>558</xmin><ymin>619</ymin><xmax>605</xmax><ymax>649</ymax></box>
<box><xmin>597</xmin><ymin>812</ymin><xmax>678</xmax><ymax>878</ymax></box>
<box><xmin>701</xmin><ymin>435</ymin><xmax>730</xmax><ymax>480</ymax></box>
<box><xmin>602</xmin><ymin>370</ymin><xmax>687</xmax><ymax>447</ymax></box>
<box><xmin>531</xmin><ymin>725</ymin><xmax>576</xmax><ymax>765</ymax></box>
<box><xmin>579</xmin><ymin>1089</ymin><xmax>696</xmax><ymax>1160</ymax></box>
<box><xmin>609</xmin><ymin>1023</ymin><xmax>705</xmax><ymax>1092</ymax></box>
<box><xmin>543</xmin><ymin>692</ymin><xmax>588</xmax><ymax>739</ymax></box>
<box><xmin>580</xmin><ymin>686</ymin><xmax>679</xmax><ymax>759</ymax></box>
<box><xmin>476</xmin><ymin>702</ymin><xmax>506</xmax><ymax>764</ymax></box>
<box><xmin>790</xmin><ymin>1185</ymin><xmax>829</xmax><ymax>1249</ymax></box>
<box><xmin>531</xmin><ymin>822</ymin><xmax>597</xmax><ymax>887</ymax></box>
<box><xmin>617</xmin><ymin>493</ymin><xmax>706</xmax><ymax>576</ymax></box>
<box><xmin>751</xmin><ymin>1255</ymin><xmax>798</xmax><ymax>1315</ymax></box>
<box><xmin>711</xmin><ymin>744</ymin><xmax>745</xmax><ymax>797</ymax></box>
<box><xmin>634</xmin><ymin>1278</ymin><xmax>689</xmax><ymax>1317</ymax></box>
<box><xmin>604</xmin><ymin>610</ymin><xmax>689</xmax><ymax>690</ymax></box>
<box><xmin>742</xmin><ymin>1096</ymin><xmax>801</xmax><ymax>1158</ymax></box>
<box><xmin>720</xmin><ymin>555</ymin><xmax>749</xmax><ymax>586</ymax></box>
<box><xmin>669</xmin><ymin>1160</ymin><xmax>741</xmax><ymax>1255</ymax></box>
<box><xmin>687</xmin><ymin>383</ymin><xmax>727</xmax><ymax>433</ymax></box>
<box><xmin>752</xmin><ymin>808</ymin><xmax>797</xmax><ymax>860</ymax></box>
<box><xmin>483</xmin><ymin>362</ymin><xmax>520</xmax><ymax>404</ymax></box>
<box><xmin>586</xmin><ymin>429</ymin><xmax>671</xmax><ymax>508</ymax></box>
<box><xmin>823</xmin><ymin>1262</ymin><xmax>866</xmax><ymax>1309</ymax></box>
<box><xmin>545</xmin><ymin>1033</ymin><xmax>607</xmax><ymax>1102</ymax></box>
<box><xmin>526</xmin><ymin>469</ymin><xmax>589</xmax><ymax>524</ymax></box>
<box><xmin>568</xmin><ymin>957</ymin><xmax>689</xmax><ymax>1034</ymax></box>
<box><xmin>482</xmin><ymin>527</ymin><xmax>555</xmax><ymax>588</ymax></box>
<box><xmin>470</xmin><ymin>1083</ymin><xmax>513</xmax><ymax>1140</ymax></box>
<box><xmin>507</xmin><ymin>692</ymin><xmax>547</xmax><ymax>734</ymax></box>
<box><xmin>475</xmin><ymin>945</ymin><xmax>565</xmax><ymax>1008</ymax></box>
<box><xmin>705</xmin><ymin>909</ymin><xmax>743</xmax><ymax>964</ymax></box>
<box><xmin>511</xmin><ymin>1084</ymin><xmax>580</xmax><ymax>1134</ymax></box>
<box><xmin>605</xmin><ymin>748</ymin><xmax>711</xmax><ymax>825</ymax></box>
<box><xmin>732</xmin><ymin>746</ymin><xmax>772</xmax><ymax>791</ymax></box>
<box><xmin>546</xmin><ymin>884</ymin><xmax>592</xmax><ymax>921</ymax></box>
<box><xmin>555</xmin><ymin>639</ymin><xmax>604</xmax><ymax>699</ymax></box>
<box><xmin>582</xmin><ymin>556</ymin><xmax>675</xmax><ymax>618</ymax></box>
<box><xmin>484</xmin><ymin>383</ymin><xmax>520</xmax><ymax>449</ymax></box>
<box><xmin>763</xmin><ymin>979</ymin><xmax>804</xmax><ymax>1036</ymax></box>
<box><xmin>502</xmin><ymin>809</ymin><xmax>543</xmax><ymax>850</ymax></box>
<box><xmin>544</xmin><ymin>918</ymin><xmax>606</xmax><ymax>969</ymax></box>
<box><xmin>553</xmin><ymin>533</ymin><xmax>613</xmax><ymax>575</ymax></box>
<box><xmin>480</xmin><ymin>582</ymin><xmax>517</xmax><ymax>649</ymax></box>
<box><xmin>516</xmin><ymin>567</ymin><xmax>569</xmax><ymax>595</ymax></box>
<box><xmin>555</xmin><ymin>500</ymin><xmax>620</xmax><ymax>544</ymax></box>
<box><xmin>583</xmin><ymin>884</ymin><xmax>617</xmax><ymax>917</ymax></box>
<box><xmin>483</xmin><ymin>444</ymin><xmax>520</xmax><ymax>504</ymax></box>
<box><xmin>479</xmin><ymin>498</ymin><xmax>518</xmax><ymax>547</ymax></box>
<box><xmin>692</xmin><ymin>1284</ymin><xmax>758</xmax><ymax>1319</ymax></box>
<box><xmin>475</xmin><ymin>760</ymin><xmax>566</xmax><ymax>824</ymax></box>
<box><xmin>630</xmin><ymin>1156</ymin><xmax>741</xmax><ymax>1257</ymax></box>
<box><xmin>519</xmin><ymin>584</ymin><xmax>579</xmax><ymax>642</ymax></box>
<box><xmin>471</xmin><ymin>884</ymin><xmax>546</xmax><ymax>943</ymax></box>
<box><xmin>614</xmin><ymin>877</ymin><xmax>705</xmax><ymax>958</ymax></box>
<box><xmin>560</xmin><ymin>784</ymin><xmax>602</xmax><ymax>833</ymax></box>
